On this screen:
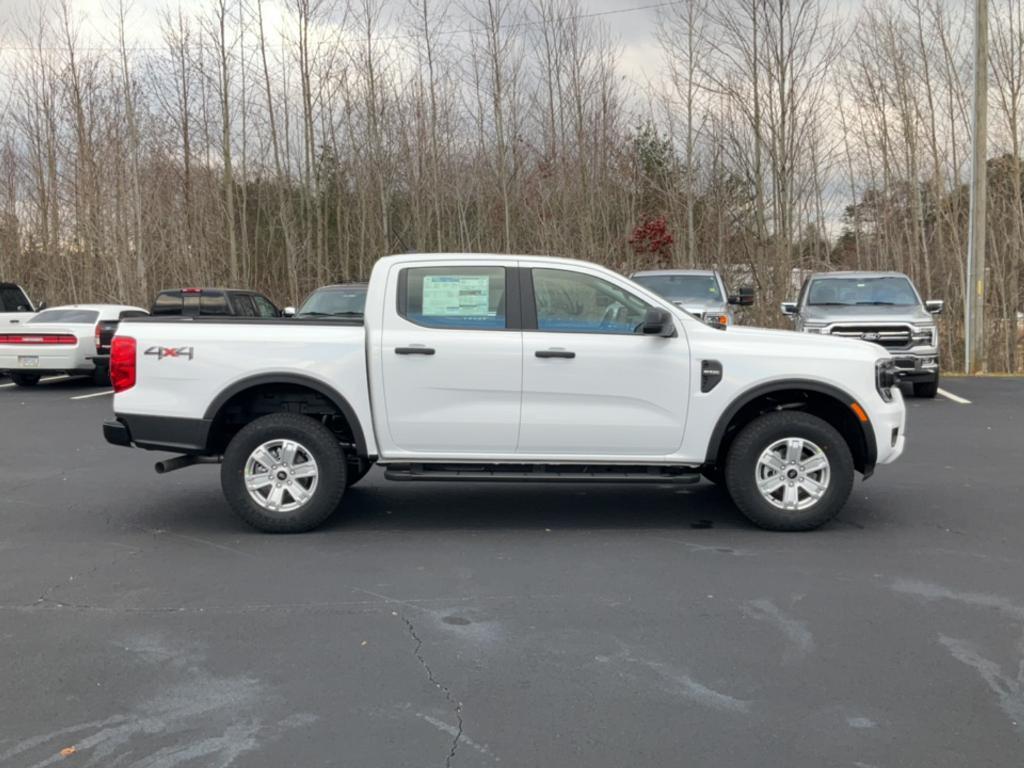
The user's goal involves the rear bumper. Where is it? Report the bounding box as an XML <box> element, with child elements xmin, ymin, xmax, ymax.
<box><xmin>0</xmin><ymin>347</ymin><xmax>91</xmax><ymax>373</ymax></box>
<box><xmin>104</xmin><ymin>414</ymin><xmax>212</xmax><ymax>453</ymax></box>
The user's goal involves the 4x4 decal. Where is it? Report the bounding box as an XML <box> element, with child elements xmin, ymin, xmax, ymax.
<box><xmin>145</xmin><ymin>345</ymin><xmax>194</xmax><ymax>360</ymax></box>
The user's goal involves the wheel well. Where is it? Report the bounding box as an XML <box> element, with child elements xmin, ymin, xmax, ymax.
<box><xmin>709</xmin><ymin>388</ymin><xmax>871</xmax><ymax>474</ymax></box>
<box><xmin>207</xmin><ymin>383</ymin><xmax>361</xmax><ymax>457</ymax></box>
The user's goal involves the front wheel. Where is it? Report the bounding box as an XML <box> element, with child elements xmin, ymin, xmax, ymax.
<box><xmin>221</xmin><ymin>413</ymin><xmax>347</xmax><ymax>533</ymax></box>
<box><xmin>10</xmin><ymin>373</ymin><xmax>40</xmax><ymax>387</ymax></box>
<box><xmin>724</xmin><ymin>411</ymin><xmax>854</xmax><ymax>532</ymax></box>
<box><xmin>913</xmin><ymin>372</ymin><xmax>939</xmax><ymax>399</ymax></box>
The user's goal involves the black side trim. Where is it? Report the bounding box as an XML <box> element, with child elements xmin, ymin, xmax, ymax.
<box><xmin>705</xmin><ymin>379</ymin><xmax>877</xmax><ymax>475</ymax></box>
<box><xmin>700</xmin><ymin>360</ymin><xmax>723</xmax><ymax>392</ymax></box>
<box><xmin>202</xmin><ymin>373</ymin><xmax>369</xmax><ymax>457</ymax></box>
<box><xmin>111</xmin><ymin>414</ymin><xmax>212</xmax><ymax>453</ymax></box>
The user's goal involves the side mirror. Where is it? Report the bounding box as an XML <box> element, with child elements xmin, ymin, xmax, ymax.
<box><xmin>780</xmin><ymin>302</ymin><xmax>797</xmax><ymax>316</ymax></box>
<box><xmin>640</xmin><ymin>307</ymin><xmax>675</xmax><ymax>337</ymax></box>
<box><xmin>925</xmin><ymin>299</ymin><xmax>944</xmax><ymax>315</ymax></box>
<box><xmin>728</xmin><ymin>285</ymin><xmax>755</xmax><ymax>306</ymax></box>
<box><xmin>282</xmin><ymin>306</ymin><xmax>296</xmax><ymax>317</ymax></box>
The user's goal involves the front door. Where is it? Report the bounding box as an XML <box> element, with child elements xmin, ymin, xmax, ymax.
<box><xmin>379</xmin><ymin>263</ymin><xmax>523</xmax><ymax>455</ymax></box>
<box><xmin>518</xmin><ymin>266</ymin><xmax>691</xmax><ymax>457</ymax></box>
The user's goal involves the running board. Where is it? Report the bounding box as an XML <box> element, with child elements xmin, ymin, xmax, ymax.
<box><xmin>383</xmin><ymin>463</ymin><xmax>701</xmax><ymax>484</ymax></box>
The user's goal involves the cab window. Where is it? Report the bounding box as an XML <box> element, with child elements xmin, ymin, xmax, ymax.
<box><xmin>532</xmin><ymin>268</ymin><xmax>650</xmax><ymax>334</ymax></box>
<box><xmin>400</xmin><ymin>267</ymin><xmax>507</xmax><ymax>329</ymax></box>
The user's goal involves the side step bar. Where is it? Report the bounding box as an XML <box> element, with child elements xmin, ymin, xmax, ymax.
<box><xmin>384</xmin><ymin>463</ymin><xmax>701</xmax><ymax>484</ymax></box>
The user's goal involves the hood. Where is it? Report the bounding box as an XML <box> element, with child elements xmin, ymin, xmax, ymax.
<box><xmin>672</xmin><ymin>298</ymin><xmax>728</xmax><ymax>315</ymax></box>
<box><xmin>720</xmin><ymin>323</ymin><xmax>883</xmax><ymax>359</ymax></box>
<box><xmin>802</xmin><ymin>303</ymin><xmax>931</xmax><ymax>324</ymax></box>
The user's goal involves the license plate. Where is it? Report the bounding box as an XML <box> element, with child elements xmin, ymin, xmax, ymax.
<box><xmin>18</xmin><ymin>356</ymin><xmax>38</xmax><ymax>367</ymax></box>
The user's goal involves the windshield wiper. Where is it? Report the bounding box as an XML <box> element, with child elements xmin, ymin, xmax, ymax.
<box><xmin>855</xmin><ymin>301</ymin><xmax>897</xmax><ymax>305</ymax></box>
<box><xmin>299</xmin><ymin>310</ymin><xmax>362</xmax><ymax>317</ymax></box>
<box><xmin>808</xmin><ymin>302</ymin><xmax>848</xmax><ymax>306</ymax></box>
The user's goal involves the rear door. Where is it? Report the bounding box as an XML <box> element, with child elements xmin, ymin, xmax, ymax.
<box><xmin>518</xmin><ymin>264</ymin><xmax>691</xmax><ymax>457</ymax></box>
<box><xmin>378</xmin><ymin>261</ymin><xmax>522</xmax><ymax>455</ymax></box>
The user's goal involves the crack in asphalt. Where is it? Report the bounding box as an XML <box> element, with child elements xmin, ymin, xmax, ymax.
<box><xmin>402</xmin><ymin>616</ymin><xmax>464</xmax><ymax>767</ymax></box>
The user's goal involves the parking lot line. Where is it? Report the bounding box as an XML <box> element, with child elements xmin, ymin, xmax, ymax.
<box><xmin>70</xmin><ymin>390</ymin><xmax>114</xmax><ymax>400</ymax></box>
<box><xmin>937</xmin><ymin>387</ymin><xmax>972</xmax><ymax>404</ymax></box>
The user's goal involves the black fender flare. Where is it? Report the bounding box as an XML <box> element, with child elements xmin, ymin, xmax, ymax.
<box><xmin>204</xmin><ymin>373</ymin><xmax>369</xmax><ymax>458</ymax></box>
<box><xmin>704</xmin><ymin>378</ymin><xmax>877</xmax><ymax>476</ymax></box>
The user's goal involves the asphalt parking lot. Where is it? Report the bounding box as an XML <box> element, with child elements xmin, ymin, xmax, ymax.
<box><xmin>1</xmin><ymin>376</ymin><xmax>1023</xmax><ymax>767</ymax></box>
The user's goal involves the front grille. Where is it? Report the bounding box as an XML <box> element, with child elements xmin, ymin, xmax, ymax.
<box><xmin>829</xmin><ymin>324</ymin><xmax>913</xmax><ymax>350</ymax></box>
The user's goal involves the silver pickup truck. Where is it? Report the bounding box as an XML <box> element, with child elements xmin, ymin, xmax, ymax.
<box><xmin>630</xmin><ymin>269</ymin><xmax>754</xmax><ymax>328</ymax></box>
<box><xmin>782</xmin><ymin>271</ymin><xmax>944</xmax><ymax>398</ymax></box>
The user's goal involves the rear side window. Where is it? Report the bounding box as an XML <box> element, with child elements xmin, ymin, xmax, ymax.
<box><xmin>29</xmin><ymin>309</ymin><xmax>100</xmax><ymax>324</ymax></box>
<box><xmin>400</xmin><ymin>267</ymin><xmax>507</xmax><ymax>329</ymax></box>
<box><xmin>199</xmin><ymin>293</ymin><xmax>231</xmax><ymax>315</ymax></box>
<box><xmin>229</xmin><ymin>294</ymin><xmax>257</xmax><ymax>317</ymax></box>
<box><xmin>0</xmin><ymin>286</ymin><xmax>31</xmax><ymax>312</ymax></box>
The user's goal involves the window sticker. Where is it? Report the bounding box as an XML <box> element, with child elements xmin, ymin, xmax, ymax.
<box><xmin>422</xmin><ymin>276</ymin><xmax>492</xmax><ymax>317</ymax></box>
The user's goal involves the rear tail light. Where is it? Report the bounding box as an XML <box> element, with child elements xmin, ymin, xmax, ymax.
<box><xmin>94</xmin><ymin>324</ymin><xmax>102</xmax><ymax>350</ymax></box>
<box><xmin>0</xmin><ymin>334</ymin><xmax>77</xmax><ymax>345</ymax></box>
<box><xmin>110</xmin><ymin>336</ymin><xmax>137</xmax><ymax>393</ymax></box>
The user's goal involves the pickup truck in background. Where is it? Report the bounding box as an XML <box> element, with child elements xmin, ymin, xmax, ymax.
<box><xmin>151</xmin><ymin>288</ymin><xmax>282</xmax><ymax>318</ymax></box>
<box><xmin>630</xmin><ymin>269</ymin><xmax>754</xmax><ymax>327</ymax></box>
<box><xmin>782</xmin><ymin>271</ymin><xmax>943</xmax><ymax>398</ymax></box>
<box><xmin>104</xmin><ymin>254</ymin><xmax>906</xmax><ymax>534</ymax></box>
<box><xmin>1</xmin><ymin>282</ymin><xmax>40</xmax><ymax>326</ymax></box>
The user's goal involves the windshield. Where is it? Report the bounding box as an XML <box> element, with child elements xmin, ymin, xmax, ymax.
<box><xmin>807</xmin><ymin>276</ymin><xmax>920</xmax><ymax>307</ymax></box>
<box><xmin>298</xmin><ymin>286</ymin><xmax>367</xmax><ymax>316</ymax></box>
<box><xmin>632</xmin><ymin>274</ymin><xmax>721</xmax><ymax>303</ymax></box>
<box><xmin>28</xmin><ymin>309</ymin><xmax>99</xmax><ymax>324</ymax></box>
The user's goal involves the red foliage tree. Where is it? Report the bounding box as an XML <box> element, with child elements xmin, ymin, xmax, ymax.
<box><xmin>628</xmin><ymin>215</ymin><xmax>674</xmax><ymax>267</ymax></box>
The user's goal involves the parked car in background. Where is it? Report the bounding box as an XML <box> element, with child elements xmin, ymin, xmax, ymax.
<box><xmin>782</xmin><ymin>271</ymin><xmax>943</xmax><ymax>398</ymax></box>
<box><xmin>630</xmin><ymin>269</ymin><xmax>754</xmax><ymax>327</ymax></box>
<box><xmin>105</xmin><ymin>253</ymin><xmax>905</xmax><ymax>534</ymax></box>
<box><xmin>1</xmin><ymin>282</ymin><xmax>41</xmax><ymax>326</ymax></box>
<box><xmin>290</xmin><ymin>283</ymin><xmax>368</xmax><ymax>319</ymax></box>
<box><xmin>0</xmin><ymin>304</ymin><xmax>148</xmax><ymax>386</ymax></box>
<box><xmin>151</xmin><ymin>288</ymin><xmax>281</xmax><ymax>318</ymax></box>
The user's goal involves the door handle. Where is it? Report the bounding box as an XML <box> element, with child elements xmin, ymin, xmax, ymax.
<box><xmin>395</xmin><ymin>346</ymin><xmax>436</xmax><ymax>355</ymax></box>
<box><xmin>535</xmin><ymin>349</ymin><xmax>575</xmax><ymax>359</ymax></box>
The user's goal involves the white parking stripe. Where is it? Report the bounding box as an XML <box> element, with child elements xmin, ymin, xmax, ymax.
<box><xmin>70</xmin><ymin>390</ymin><xmax>114</xmax><ymax>400</ymax></box>
<box><xmin>0</xmin><ymin>374</ymin><xmax>69</xmax><ymax>389</ymax></box>
<box><xmin>937</xmin><ymin>387</ymin><xmax>972</xmax><ymax>404</ymax></box>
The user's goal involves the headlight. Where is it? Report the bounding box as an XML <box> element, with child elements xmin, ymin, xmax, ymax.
<box><xmin>912</xmin><ymin>324</ymin><xmax>937</xmax><ymax>346</ymax></box>
<box><xmin>704</xmin><ymin>314</ymin><xmax>729</xmax><ymax>328</ymax></box>
<box><xmin>876</xmin><ymin>358</ymin><xmax>897</xmax><ymax>402</ymax></box>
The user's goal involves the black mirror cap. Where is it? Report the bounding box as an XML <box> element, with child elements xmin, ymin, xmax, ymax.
<box><xmin>925</xmin><ymin>299</ymin><xmax>944</xmax><ymax>315</ymax></box>
<box><xmin>780</xmin><ymin>301</ymin><xmax>797</xmax><ymax>316</ymax></box>
<box><xmin>641</xmin><ymin>307</ymin><xmax>676</xmax><ymax>337</ymax></box>
<box><xmin>728</xmin><ymin>286</ymin><xmax>755</xmax><ymax>306</ymax></box>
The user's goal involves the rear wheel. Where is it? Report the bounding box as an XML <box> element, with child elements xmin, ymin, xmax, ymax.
<box><xmin>10</xmin><ymin>373</ymin><xmax>40</xmax><ymax>387</ymax></box>
<box><xmin>724</xmin><ymin>411</ymin><xmax>854</xmax><ymax>531</ymax></box>
<box><xmin>91</xmin><ymin>365</ymin><xmax>110</xmax><ymax>387</ymax></box>
<box><xmin>221</xmin><ymin>413</ymin><xmax>347</xmax><ymax>533</ymax></box>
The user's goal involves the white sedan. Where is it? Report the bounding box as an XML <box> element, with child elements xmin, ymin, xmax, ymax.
<box><xmin>0</xmin><ymin>304</ymin><xmax>148</xmax><ymax>387</ymax></box>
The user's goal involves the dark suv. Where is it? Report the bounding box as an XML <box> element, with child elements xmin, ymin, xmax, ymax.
<box><xmin>151</xmin><ymin>288</ymin><xmax>282</xmax><ymax>318</ymax></box>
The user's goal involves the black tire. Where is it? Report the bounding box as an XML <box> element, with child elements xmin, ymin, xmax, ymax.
<box><xmin>221</xmin><ymin>413</ymin><xmax>347</xmax><ymax>533</ymax></box>
<box><xmin>91</xmin><ymin>365</ymin><xmax>110</xmax><ymax>387</ymax></box>
<box><xmin>10</xmin><ymin>373</ymin><xmax>40</xmax><ymax>387</ymax></box>
<box><xmin>724</xmin><ymin>411</ymin><xmax>854</xmax><ymax>532</ymax></box>
<box><xmin>913</xmin><ymin>373</ymin><xmax>939</xmax><ymax>399</ymax></box>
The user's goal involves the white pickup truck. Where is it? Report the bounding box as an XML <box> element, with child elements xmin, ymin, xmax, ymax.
<box><xmin>104</xmin><ymin>254</ymin><xmax>906</xmax><ymax>533</ymax></box>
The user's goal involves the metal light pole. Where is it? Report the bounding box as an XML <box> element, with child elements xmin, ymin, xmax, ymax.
<box><xmin>966</xmin><ymin>0</ymin><xmax>988</xmax><ymax>374</ymax></box>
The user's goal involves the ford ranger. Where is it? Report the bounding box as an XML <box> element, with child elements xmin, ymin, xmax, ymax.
<box><xmin>103</xmin><ymin>254</ymin><xmax>906</xmax><ymax>533</ymax></box>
